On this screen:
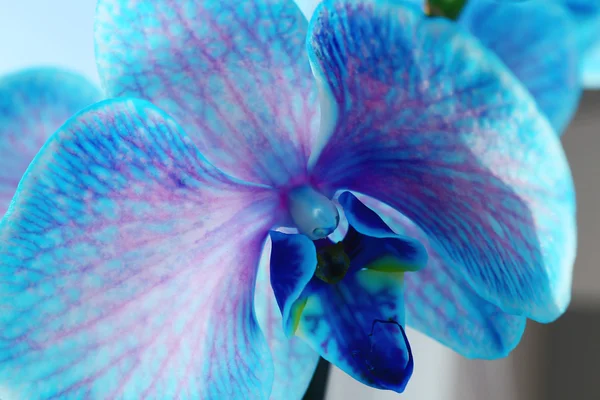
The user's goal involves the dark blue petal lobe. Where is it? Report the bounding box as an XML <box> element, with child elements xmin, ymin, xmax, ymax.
<box><xmin>297</xmin><ymin>268</ymin><xmax>413</xmax><ymax>393</ymax></box>
<box><xmin>269</xmin><ymin>231</ymin><xmax>318</xmax><ymax>336</ymax></box>
<box><xmin>255</xmin><ymin>243</ymin><xmax>320</xmax><ymax>400</ymax></box>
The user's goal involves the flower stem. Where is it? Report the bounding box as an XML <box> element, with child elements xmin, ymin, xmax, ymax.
<box><xmin>303</xmin><ymin>357</ymin><xmax>331</xmax><ymax>400</ymax></box>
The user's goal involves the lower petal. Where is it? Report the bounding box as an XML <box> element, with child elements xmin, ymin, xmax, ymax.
<box><xmin>0</xmin><ymin>68</ymin><xmax>101</xmax><ymax>215</ymax></box>
<box><xmin>358</xmin><ymin>195</ymin><xmax>527</xmax><ymax>358</ymax></box>
<box><xmin>406</xmin><ymin>266</ymin><xmax>527</xmax><ymax>360</ymax></box>
<box><xmin>267</xmin><ymin>202</ymin><xmax>422</xmax><ymax>392</ymax></box>
<box><xmin>0</xmin><ymin>99</ymin><xmax>278</xmax><ymax>398</ymax></box>
<box><xmin>338</xmin><ymin>191</ymin><xmax>428</xmax><ymax>272</ymax></box>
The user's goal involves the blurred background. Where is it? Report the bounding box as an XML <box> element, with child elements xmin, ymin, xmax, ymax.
<box><xmin>1</xmin><ymin>1</ymin><xmax>598</xmax><ymax>399</ymax></box>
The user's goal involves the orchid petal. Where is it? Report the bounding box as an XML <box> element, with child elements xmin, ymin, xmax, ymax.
<box><xmin>338</xmin><ymin>192</ymin><xmax>428</xmax><ymax>272</ymax></box>
<box><xmin>583</xmin><ymin>41</ymin><xmax>600</xmax><ymax>88</ymax></box>
<box><xmin>294</xmin><ymin>0</ymin><xmax>322</xmax><ymax>19</ymax></box>
<box><xmin>308</xmin><ymin>0</ymin><xmax>576</xmax><ymax>322</ymax></box>
<box><xmin>269</xmin><ymin>231</ymin><xmax>317</xmax><ymax>336</ymax></box>
<box><xmin>0</xmin><ymin>68</ymin><xmax>100</xmax><ymax>215</ymax></box>
<box><xmin>95</xmin><ymin>0</ymin><xmax>319</xmax><ymax>187</ymax></box>
<box><xmin>562</xmin><ymin>0</ymin><xmax>600</xmax><ymax>51</ymax></box>
<box><xmin>0</xmin><ymin>99</ymin><xmax>279</xmax><ymax>399</ymax></box>
<box><xmin>356</xmin><ymin>195</ymin><xmax>526</xmax><ymax>358</ymax></box>
<box><xmin>406</xmin><ymin>262</ymin><xmax>527</xmax><ymax>359</ymax></box>
<box><xmin>550</xmin><ymin>1</ymin><xmax>600</xmax><ymax>87</ymax></box>
<box><xmin>460</xmin><ymin>0</ymin><xmax>581</xmax><ymax>134</ymax></box>
<box><xmin>255</xmin><ymin>239</ymin><xmax>320</xmax><ymax>400</ymax></box>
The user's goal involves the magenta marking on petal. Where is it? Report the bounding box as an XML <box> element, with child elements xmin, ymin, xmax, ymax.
<box><xmin>95</xmin><ymin>0</ymin><xmax>320</xmax><ymax>187</ymax></box>
<box><xmin>308</xmin><ymin>0</ymin><xmax>575</xmax><ymax>322</ymax></box>
<box><xmin>296</xmin><ymin>267</ymin><xmax>412</xmax><ymax>392</ymax></box>
<box><xmin>0</xmin><ymin>98</ymin><xmax>279</xmax><ymax>398</ymax></box>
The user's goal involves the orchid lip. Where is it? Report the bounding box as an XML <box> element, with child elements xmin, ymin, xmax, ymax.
<box><xmin>315</xmin><ymin>241</ymin><xmax>351</xmax><ymax>284</ymax></box>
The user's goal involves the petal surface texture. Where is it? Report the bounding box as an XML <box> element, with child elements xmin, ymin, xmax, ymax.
<box><xmin>308</xmin><ymin>0</ymin><xmax>576</xmax><ymax>322</ymax></box>
<box><xmin>0</xmin><ymin>99</ymin><xmax>279</xmax><ymax>399</ymax></box>
<box><xmin>0</xmin><ymin>68</ymin><xmax>101</xmax><ymax>215</ymax></box>
<box><xmin>254</xmin><ymin>239</ymin><xmax>320</xmax><ymax>400</ymax></box>
<box><xmin>95</xmin><ymin>0</ymin><xmax>319</xmax><ymax>187</ymax></box>
<box><xmin>460</xmin><ymin>0</ymin><xmax>581</xmax><ymax>134</ymax></box>
<box><xmin>356</xmin><ymin>195</ymin><xmax>526</xmax><ymax>359</ymax></box>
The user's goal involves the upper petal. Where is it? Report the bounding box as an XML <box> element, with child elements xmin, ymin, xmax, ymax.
<box><xmin>269</xmin><ymin>231</ymin><xmax>317</xmax><ymax>335</ymax></box>
<box><xmin>0</xmin><ymin>68</ymin><xmax>101</xmax><ymax>215</ymax></box>
<box><xmin>561</xmin><ymin>0</ymin><xmax>600</xmax><ymax>50</ymax></box>
<box><xmin>308</xmin><ymin>0</ymin><xmax>576</xmax><ymax>322</ymax></box>
<box><xmin>357</xmin><ymin>195</ymin><xmax>526</xmax><ymax>359</ymax></box>
<box><xmin>254</xmin><ymin>238</ymin><xmax>320</xmax><ymax>400</ymax></box>
<box><xmin>0</xmin><ymin>99</ymin><xmax>279</xmax><ymax>399</ymax></box>
<box><xmin>555</xmin><ymin>0</ymin><xmax>600</xmax><ymax>87</ymax></box>
<box><xmin>95</xmin><ymin>0</ymin><xmax>319</xmax><ymax>187</ymax></box>
<box><xmin>459</xmin><ymin>0</ymin><xmax>581</xmax><ymax>134</ymax></box>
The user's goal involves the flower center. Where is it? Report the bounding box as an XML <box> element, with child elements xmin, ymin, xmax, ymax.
<box><xmin>315</xmin><ymin>242</ymin><xmax>351</xmax><ymax>284</ymax></box>
<box><xmin>287</xmin><ymin>186</ymin><xmax>340</xmax><ymax>240</ymax></box>
<box><xmin>425</xmin><ymin>0</ymin><xmax>468</xmax><ymax>20</ymax></box>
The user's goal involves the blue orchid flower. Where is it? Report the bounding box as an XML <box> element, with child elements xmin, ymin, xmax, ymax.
<box><xmin>305</xmin><ymin>0</ymin><xmax>583</xmax><ymax>134</ymax></box>
<box><xmin>474</xmin><ymin>0</ymin><xmax>600</xmax><ymax>90</ymax></box>
<box><xmin>471</xmin><ymin>0</ymin><xmax>600</xmax><ymax>89</ymax></box>
<box><xmin>458</xmin><ymin>0</ymin><xmax>582</xmax><ymax>134</ymax></box>
<box><xmin>0</xmin><ymin>0</ymin><xmax>576</xmax><ymax>398</ymax></box>
<box><xmin>0</xmin><ymin>68</ymin><xmax>101</xmax><ymax>216</ymax></box>
<box><xmin>556</xmin><ymin>0</ymin><xmax>600</xmax><ymax>88</ymax></box>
